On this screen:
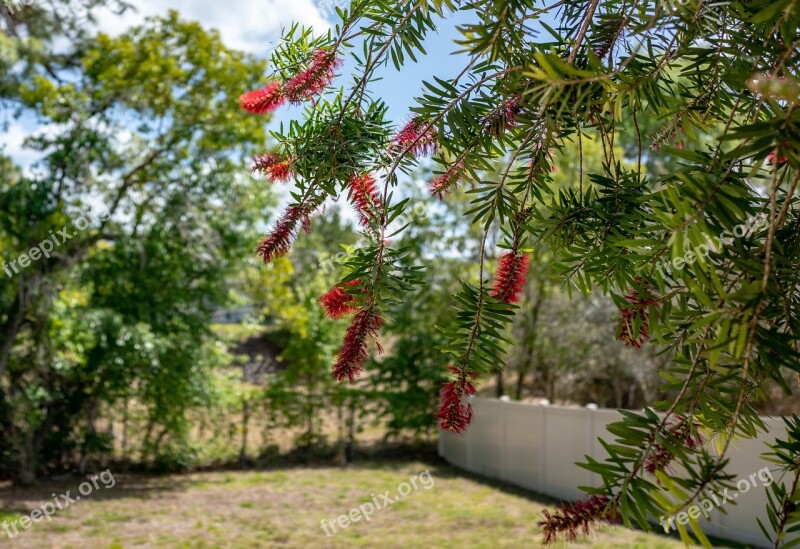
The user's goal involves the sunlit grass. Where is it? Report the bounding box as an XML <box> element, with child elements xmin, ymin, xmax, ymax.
<box><xmin>0</xmin><ymin>461</ymin><xmax>737</xmax><ymax>548</ymax></box>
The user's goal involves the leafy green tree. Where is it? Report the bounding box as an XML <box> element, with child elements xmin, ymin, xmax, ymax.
<box><xmin>0</xmin><ymin>8</ymin><xmax>271</xmax><ymax>481</ymax></box>
<box><xmin>238</xmin><ymin>1</ymin><xmax>800</xmax><ymax>545</ymax></box>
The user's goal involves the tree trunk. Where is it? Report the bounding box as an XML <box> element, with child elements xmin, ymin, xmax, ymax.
<box><xmin>495</xmin><ymin>370</ymin><xmax>505</xmax><ymax>397</ymax></box>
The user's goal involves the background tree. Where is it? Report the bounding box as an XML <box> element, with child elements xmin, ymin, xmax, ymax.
<box><xmin>0</xmin><ymin>8</ymin><xmax>272</xmax><ymax>481</ymax></box>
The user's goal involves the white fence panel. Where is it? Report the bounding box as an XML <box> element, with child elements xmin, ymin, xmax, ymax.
<box><xmin>438</xmin><ymin>397</ymin><xmax>788</xmax><ymax>548</ymax></box>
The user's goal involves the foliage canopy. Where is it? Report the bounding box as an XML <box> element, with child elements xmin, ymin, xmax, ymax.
<box><xmin>240</xmin><ymin>0</ymin><xmax>800</xmax><ymax>545</ymax></box>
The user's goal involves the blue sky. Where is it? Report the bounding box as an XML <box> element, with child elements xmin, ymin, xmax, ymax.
<box><xmin>2</xmin><ymin>1</ymin><xmax>473</xmax><ymax>166</ymax></box>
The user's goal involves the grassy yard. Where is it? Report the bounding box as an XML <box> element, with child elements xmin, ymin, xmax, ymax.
<box><xmin>0</xmin><ymin>461</ymin><xmax>729</xmax><ymax>548</ymax></box>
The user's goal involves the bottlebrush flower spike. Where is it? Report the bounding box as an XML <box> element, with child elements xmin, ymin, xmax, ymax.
<box><xmin>644</xmin><ymin>415</ymin><xmax>704</xmax><ymax>476</ymax></box>
<box><xmin>240</xmin><ymin>81</ymin><xmax>285</xmax><ymax>114</ymax></box>
<box><xmin>617</xmin><ymin>279</ymin><xmax>658</xmax><ymax>348</ymax></box>
<box><xmin>319</xmin><ymin>280</ymin><xmax>361</xmax><ymax>319</ymax></box>
<box><xmin>430</xmin><ymin>160</ymin><xmax>465</xmax><ymax>200</ymax></box>
<box><xmin>490</xmin><ymin>252</ymin><xmax>530</xmax><ymax>304</ymax></box>
<box><xmin>485</xmin><ymin>98</ymin><xmax>522</xmax><ymax>137</ymax></box>
<box><xmin>348</xmin><ymin>173</ymin><xmax>382</xmax><ymax>230</ymax></box>
<box><xmin>391</xmin><ymin>117</ymin><xmax>438</xmax><ymax>157</ymax></box>
<box><xmin>332</xmin><ymin>306</ymin><xmax>383</xmax><ymax>383</ymax></box>
<box><xmin>252</xmin><ymin>153</ymin><xmax>294</xmax><ymax>183</ymax></box>
<box><xmin>437</xmin><ymin>366</ymin><xmax>477</xmax><ymax>434</ymax></box>
<box><xmin>768</xmin><ymin>141</ymin><xmax>789</xmax><ymax>165</ymax></box>
<box><xmin>284</xmin><ymin>49</ymin><xmax>342</xmax><ymax>103</ymax></box>
<box><xmin>256</xmin><ymin>205</ymin><xmax>309</xmax><ymax>264</ymax></box>
<box><xmin>539</xmin><ymin>495</ymin><xmax>618</xmax><ymax>544</ymax></box>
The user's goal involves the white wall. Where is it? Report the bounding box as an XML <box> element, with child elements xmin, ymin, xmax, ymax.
<box><xmin>438</xmin><ymin>397</ymin><xmax>787</xmax><ymax>548</ymax></box>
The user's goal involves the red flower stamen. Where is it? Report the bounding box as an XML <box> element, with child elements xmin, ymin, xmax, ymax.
<box><xmin>430</xmin><ymin>160</ymin><xmax>465</xmax><ymax>200</ymax></box>
<box><xmin>240</xmin><ymin>82</ymin><xmax>285</xmax><ymax>114</ymax></box>
<box><xmin>617</xmin><ymin>279</ymin><xmax>657</xmax><ymax>348</ymax></box>
<box><xmin>486</xmin><ymin>98</ymin><xmax>522</xmax><ymax>137</ymax></box>
<box><xmin>332</xmin><ymin>306</ymin><xmax>383</xmax><ymax>383</ymax></box>
<box><xmin>349</xmin><ymin>173</ymin><xmax>382</xmax><ymax>231</ymax></box>
<box><xmin>490</xmin><ymin>252</ymin><xmax>530</xmax><ymax>304</ymax></box>
<box><xmin>319</xmin><ymin>280</ymin><xmax>361</xmax><ymax>319</ymax></box>
<box><xmin>256</xmin><ymin>205</ymin><xmax>310</xmax><ymax>264</ymax></box>
<box><xmin>391</xmin><ymin>118</ymin><xmax>438</xmax><ymax>157</ymax></box>
<box><xmin>644</xmin><ymin>415</ymin><xmax>704</xmax><ymax>476</ymax></box>
<box><xmin>768</xmin><ymin>141</ymin><xmax>789</xmax><ymax>165</ymax></box>
<box><xmin>284</xmin><ymin>49</ymin><xmax>342</xmax><ymax>103</ymax></box>
<box><xmin>437</xmin><ymin>365</ymin><xmax>477</xmax><ymax>434</ymax></box>
<box><xmin>252</xmin><ymin>153</ymin><xmax>294</xmax><ymax>183</ymax></box>
<box><xmin>539</xmin><ymin>494</ymin><xmax>618</xmax><ymax>545</ymax></box>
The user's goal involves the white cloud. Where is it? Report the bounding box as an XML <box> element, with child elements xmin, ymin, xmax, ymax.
<box><xmin>94</xmin><ymin>0</ymin><xmax>331</xmax><ymax>53</ymax></box>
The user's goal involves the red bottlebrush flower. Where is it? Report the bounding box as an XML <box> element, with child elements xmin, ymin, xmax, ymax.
<box><xmin>240</xmin><ymin>81</ymin><xmax>285</xmax><ymax>114</ymax></box>
<box><xmin>256</xmin><ymin>205</ymin><xmax>310</xmax><ymax>264</ymax></box>
<box><xmin>490</xmin><ymin>252</ymin><xmax>530</xmax><ymax>304</ymax></box>
<box><xmin>319</xmin><ymin>280</ymin><xmax>361</xmax><ymax>319</ymax></box>
<box><xmin>391</xmin><ymin>118</ymin><xmax>438</xmax><ymax>158</ymax></box>
<box><xmin>348</xmin><ymin>173</ymin><xmax>382</xmax><ymax>230</ymax></box>
<box><xmin>284</xmin><ymin>49</ymin><xmax>342</xmax><ymax>103</ymax></box>
<box><xmin>539</xmin><ymin>494</ymin><xmax>618</xmax><ymax>545</ymax></box>
<box><xmin>252</xmin><ymin>153</ymin><xmax>294</xmax><ymax>183</ymax></box>
<box><xmin>332</xmin><ymin>306</ymin><xmax>383</xmax><ymax>383</ymax></box>
<box><xmin>768</xmin><ymin>141</ymin><xmax>789</xmax><ymax>165</ymax></box>
<box><xmin>617</xmin><ymin>279</ymin><xmax>658</xmax><ymax>349</ymax></box>
<box><xmin>644</xmin><ymin>415</ymin><xmax>704</xmax><ymax>476</ymax></box>
<box><xmin>485</xmin><ymin>98</ymin><xmax>522</xmax><ymax>137</ymax></box>
<box><xmin>430</xmin><ymin>160</ymin><xmax>465</xmax><ymax>200</ymax></box>
<box><xmin>437</xmin><ymin>366</ymin><xmax>477</xmax><ymax>433</ymax></box>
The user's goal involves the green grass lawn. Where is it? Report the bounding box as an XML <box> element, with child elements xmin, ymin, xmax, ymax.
<box><xmin>0</xmin><ymin>461</ymin><xmax>731</xmax><ymax>548</ymax></box>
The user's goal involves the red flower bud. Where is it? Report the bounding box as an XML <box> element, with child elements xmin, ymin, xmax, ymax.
<box><xmin>539</xmin><ymin>494</ymin><xmax>618</xmax><ymax>544</ymax></box>
<box><xmin>252</xmin><ymin>153</ymin><xmax>294</xmax><ymax>183</ymax></box>
<box><xmin>348</xmin><ymin>173</ymin><xmax>382</xmax><ymax>231</ymax></box>
<box><xmin>256</xmin><ymin>205</ymin><xmax>310</xmax><ymax>264</ymax></box>
<box><xmin>319</xmin><ymin>280</ymin><xmax>361</xmax><ymax>319</ymax></box>
<box><xmin>240</xmin><ymin>82</ymin><xmax>285</xmax><ymax>114</ymax></box>
<box><xmin>391</xmin><ymin>118</ymin><xmax>438</xmax><ymax>158</ymax></box>
<box><xmin>437</xmin><ymin>366</ymin><xmax>477</xmax><ymax>433</ymax></box>
<box><xmin>284</xmin><ymin>49</ymin><xmax>342</xmax><ymax>103</ymax></box>
<box><xmin>332</xmin><ymin>306</ymin><xmax>383</xmax><ymax>383</ymax></box>
<box><xmin>490</xmin><ymin>252</ymin><xmax>530</xmax><ymax>304</ymax></box>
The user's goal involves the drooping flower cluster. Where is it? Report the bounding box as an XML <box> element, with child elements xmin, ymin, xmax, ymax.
<box><xmin>485</xmin><ymin>97</ymin><xmax>521</xmax><ymax>137</ymax></box>
<box><xmin>391</xmin><ymin>118</ymin><xmax>438</xmax><ymax>157</ymax></box>
<box><xmin>252</xmin><ymin>152</ymin><xmax>294</xmax><ymax>183</ymax></box>
<box><xmin>348</xmin><ymin>173</ymin><xmax>381</xmax><ymax>231</ymax></box>
<box><xmin>256</xmin><ymin>205</ymin><xmax>311</xmax><ymax>264</ymax></box>
<box><xmin>644</xmin><ymin>415</ymin><xmax>704</xmax><ymax>476</ymax></box>
<box><xmin>332</xmin><ymin>306</ymin><xmax>383</xmax><ymax>383</ymax></box>
<box><xmin>430</xmin><ymin>160</ymin><xmax>465</xmax><ymax>200</ymax></box>
<box><xmin>240</xmin><ymin>49</ymin><xmax>341</xmax><ymax>116</ymax></box>
<box><xmin>318</xmin><ymin>280</ymin><xmax>361</xmax><ymax>319</ymax></box>
<box><xmin>617</xmin><ymin>279</ymin><xmax>658</xmax><ymax>348</ymax></box>
<box><xmin>539</xmin><ymin>494</ymin><xmax>618</xmax><ymax>544</ymax></box>
<box><xmin>490</xmin><ymin>252</ymin><xmax>530</xmax><ymax>304</ymax></box>
<box><xmin>242</xmin><ymin>48</ymin><xmax>343</xmax><ymax>263</ymax></box>
<box><xmin>284</xmin><ymin>49</ymin><xmax>342</xmax><ymax>104</ymax></box>
<box><xmin>437</xmin><ymin>365</ymin><xmax>477</xmax><ymax>433</ymax></box>
<box><xmin>240</xmin><ymin>81</ymin><xmax>286</xmax><ymax>115</ymax></box>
